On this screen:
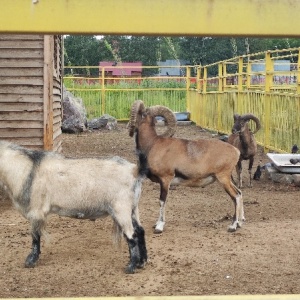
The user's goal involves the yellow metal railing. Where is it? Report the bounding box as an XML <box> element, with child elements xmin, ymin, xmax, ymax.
<box><xmin>189</xmin><ymin>47</ymin><xmax>300</xmax><ymax>153</ymax></box>
<box><xmin>64</xmin><ymin>47</ymin><xmax>300</xmax><ymax>153</ymax></box>
<box><xmin>64</xmin><ymin>65</ymin><xmax>191</xmax><ymax>120</ymax></box>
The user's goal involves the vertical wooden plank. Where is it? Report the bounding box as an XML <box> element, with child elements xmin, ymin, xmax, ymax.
<box><xmin>43</xmin><ymin>35</ymin><xmax>54</xmax><ymax>150</ymax></box>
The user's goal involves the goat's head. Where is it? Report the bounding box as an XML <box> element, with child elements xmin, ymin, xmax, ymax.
<box><xmin>128</xmin><ymin>100</ymin><xmax>177</xmax><ymax>137</ymax></box>
<box><xmin>232</xmin><ymin>113</ymin><xmax>261</xmax><ymax>134</ymax></box>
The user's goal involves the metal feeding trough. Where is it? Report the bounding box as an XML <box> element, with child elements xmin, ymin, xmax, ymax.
<box><xmin>267</xmin><ymin>153</ymin><xmax>300</xmax><ymax>174</ymax></box>
<box><xmin>155</xmin><ymin>112</ymin><xmax>190</xmax><ymax>122</ymax></box>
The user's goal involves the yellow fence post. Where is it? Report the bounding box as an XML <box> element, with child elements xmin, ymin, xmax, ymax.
<box><xmin>222</xmin><ymin>62</ymin><xmax>227</xmax><ymax>90</ymax></box>
<box><xmin>218</xmin><ymin>63</ymin><xmax>223</xmax><ymax>92</ymax></box>
<box><xmin>237</xmin><ymin>56</ymin><xmax>244</xmax><ymax>114</ymax></box>
<box><xmin>264</xmin><ymin>51</ymin><xmax>273</xmax><ymax>152</ymax></box>
<box><xmin>246</xmin><ymin>58</ymin><xmax>251</xmax><ymax>90</ymax></box>
<box><xmin>202</xmin><ymin>66</ymin><xmax>208</xmax><ymax>127</ymax></box>
<box><xmin>297</xmin><ymin>49</ymin><xmax>300</xmax><ymax>94</ymax></box>
<box><xmin>203</xmin><ymin>67</ymin><xmax>207</xmax><ymax>94</ymax></box>
<box><xmin>238</xmin><ymin>57</ymin><xmax>243</xmax><ymax>92</ymax></box>
<box><xmin>101</xmin><ymin>66</ymin><xmax>105</xmax><ymax>115</ymax></box>
<box><xmin>186</xmin><ymin>66</ymin><xmax>191</xmax><ymax>90</ymax></box>
<box><xmin>197</xmin><ymin>66</ymin><xmax>201</xmax><ymax>92</ymax></box>
<box><xmin>186</xmin><ymin>66</ymin><xmax>191</xmax><ymax>113</ymax></box>
<box><xmin>217</xmin><ymin>62</ymin><xmax>223</xmax><ymax>131</ymax></box>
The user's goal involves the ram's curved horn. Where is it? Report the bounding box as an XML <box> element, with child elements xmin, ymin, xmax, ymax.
<box><xmin>149</xmin><ymin>105</ymin><xmax>177</xmax><ymax>137</ymax></box>
<box><xmin>241</xmin><ymin>113</ymin><xmax>261</xmax><ymax>134</ymax></box>
<box><xmin>128</xmin><ymin>100</ymin><xmax>145</xmax><ymax>137</ymax></box>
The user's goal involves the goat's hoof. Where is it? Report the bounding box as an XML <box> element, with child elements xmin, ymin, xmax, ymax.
<box><xmin>125</xmin><ymin>264</ymin><xmax>136</xmax><ymax>274</ymax></box>
<box><xmin>137</xmin><ymin>260</ymin><xmax>147</xmax><ymax>269</ymax></box>
<box><xmin>25</xmin><ymin>254</ymin><xmax>38</xmax><ymax>268</ymax></box>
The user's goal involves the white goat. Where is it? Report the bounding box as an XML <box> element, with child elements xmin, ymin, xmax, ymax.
<box><xmin>227</xmin><ymin>113</ymin><xmax>261</xmax><ymax>188</ymax></box>
<box><xmin>0</xmin><ymin>140</ymin><xmax>147</xmax><ymax>273</ymax></box>
<box><xmin>128</xmin><ymin>100</ymin><xmax>244</xmax><ymax>234</ymax></box>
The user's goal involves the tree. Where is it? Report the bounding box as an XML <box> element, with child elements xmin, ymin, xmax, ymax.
<box><xmin>64</xmin><ymin>35</ymin><xmax>106</xmax><ymax>75</ymax></box>
<box><xmin>64</xmin><ymin>35</ymin><xmax>300</xmax><ymax>76</ymax></box>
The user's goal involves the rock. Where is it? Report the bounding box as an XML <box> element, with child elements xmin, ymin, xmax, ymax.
<box><xmin>292</xmin><ymin>174</ymin><xmax>300</xmax><ymax>187</ymax></box>
<box><xmin>87</xmin><ymin>114</ymin><xmax>118</xmax><ymax>131</ymax></box>
<box><xmin>87</xmin><ymin>118</ymin><xmax>108</xmax><ymax>130</ymax></box>
<box><xmin>62</xmin><ymin>87</ymin><xmax>88</xmax><ymax>134</ymax></box>
<box><xmin>269</xmin><ymin>172</ymin><xmax>294</xmax><ymax>184</ymax></box>
<box><xmin>265</xmin><ymin>164</ymin><xmax>300</xmax><ymax>186</ymax></box>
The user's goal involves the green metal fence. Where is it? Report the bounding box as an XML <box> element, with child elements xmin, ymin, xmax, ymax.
<box><xmin>64</xmin><ymin>47</ymin><xmax>300</xmax><ymax>153</ymax></box>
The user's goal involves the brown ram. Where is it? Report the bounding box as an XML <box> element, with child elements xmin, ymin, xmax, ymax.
<box><xmin>227</xmin><ymin>113</ymin><xmax>261</xmax><ymax>188</ymax></box>
<box><xmin>128</xmin><ymin>100</ymin><xmax>244</xmax><ymax>233</ymax></box>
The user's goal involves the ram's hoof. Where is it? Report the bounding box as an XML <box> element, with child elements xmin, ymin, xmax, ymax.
<box><xmin>227</xmin><ymin>224</ymin><xmax>237</xmax><ymax>232</ymax></box>
<box><xmin>154</xmin><ymin>221</ymin><xmax>165</xmax><ymax>234</ymax></box>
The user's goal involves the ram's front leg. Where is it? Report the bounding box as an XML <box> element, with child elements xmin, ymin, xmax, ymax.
<box><xmin>248</xmin><ymin>156</ymin><xmax>254</xmax><ymax>188</ymax></box>
<box><xmin>154</xmin><ymin>178</ymin><xmax>171</xmax><ymax>233</ymax></box>
<box><xmin>236</xmin><ymin>161</ymin><xmax>243</xmax><ymax>188</ymax></box>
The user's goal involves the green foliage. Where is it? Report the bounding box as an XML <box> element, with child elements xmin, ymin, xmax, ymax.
<box><xmin>64</xmin><ymin>35</ymin><xmax>300</xmax><ymax>77</ymax></box>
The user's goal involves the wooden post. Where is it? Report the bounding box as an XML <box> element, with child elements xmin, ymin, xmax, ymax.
<box><xmin>43</xmin><ymin>35</ymin><xmax>54</xmax><ymax>150</ymax></box>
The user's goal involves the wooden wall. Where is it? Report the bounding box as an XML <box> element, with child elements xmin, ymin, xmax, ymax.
<box><xmin>0</xmin><ymin>34</ymin><xmax>62</xmax><ymax>151</ymax></box>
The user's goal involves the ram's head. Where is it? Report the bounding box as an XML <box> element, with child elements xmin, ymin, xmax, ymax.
<box><xmin>232</xmin><ymin>113</ymin><xmax>261</xmax><ymax>134</ymax></box>
<box><xmin>128</xmin><ymin>100</ymin><xmax>177</xmax><ymax>138</ymax></box>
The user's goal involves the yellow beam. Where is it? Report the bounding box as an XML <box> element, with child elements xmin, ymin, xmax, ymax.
<box><xmin>1</xmin><ymin>0</ymin><xmax>300</xmax><ymax>37</ymax></box>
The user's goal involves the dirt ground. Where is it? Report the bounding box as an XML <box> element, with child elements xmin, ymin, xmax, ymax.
<box><xmin>0</xmin><ymin>123</ymin><xmax>299</xmax><ymax>298</ymax></box>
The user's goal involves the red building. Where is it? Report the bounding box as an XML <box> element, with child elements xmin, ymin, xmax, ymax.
<box><xmin>99</xmin><ymin>61</ymin><xmax>142</xmax><ymax>78</ymax></box>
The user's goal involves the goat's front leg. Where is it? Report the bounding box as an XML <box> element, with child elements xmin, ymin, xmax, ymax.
<box><xmin>25</xmin><ymin>232</ymin><xmax>41</xmax><ymax>268</ymax></box>
<box><xmin>125</xmin><ymin>234</ymin><xmax>140</xmax><ymax>274</ymax></box>
<box><xmin>132</xmin><ymin>219</ymin><xmax>147</xmax><ymax>268</ymax></box>
<box><xmin>25</xmin><ymin>219</ymin><xmax>44</xmax><ymax>268</ymax></box>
